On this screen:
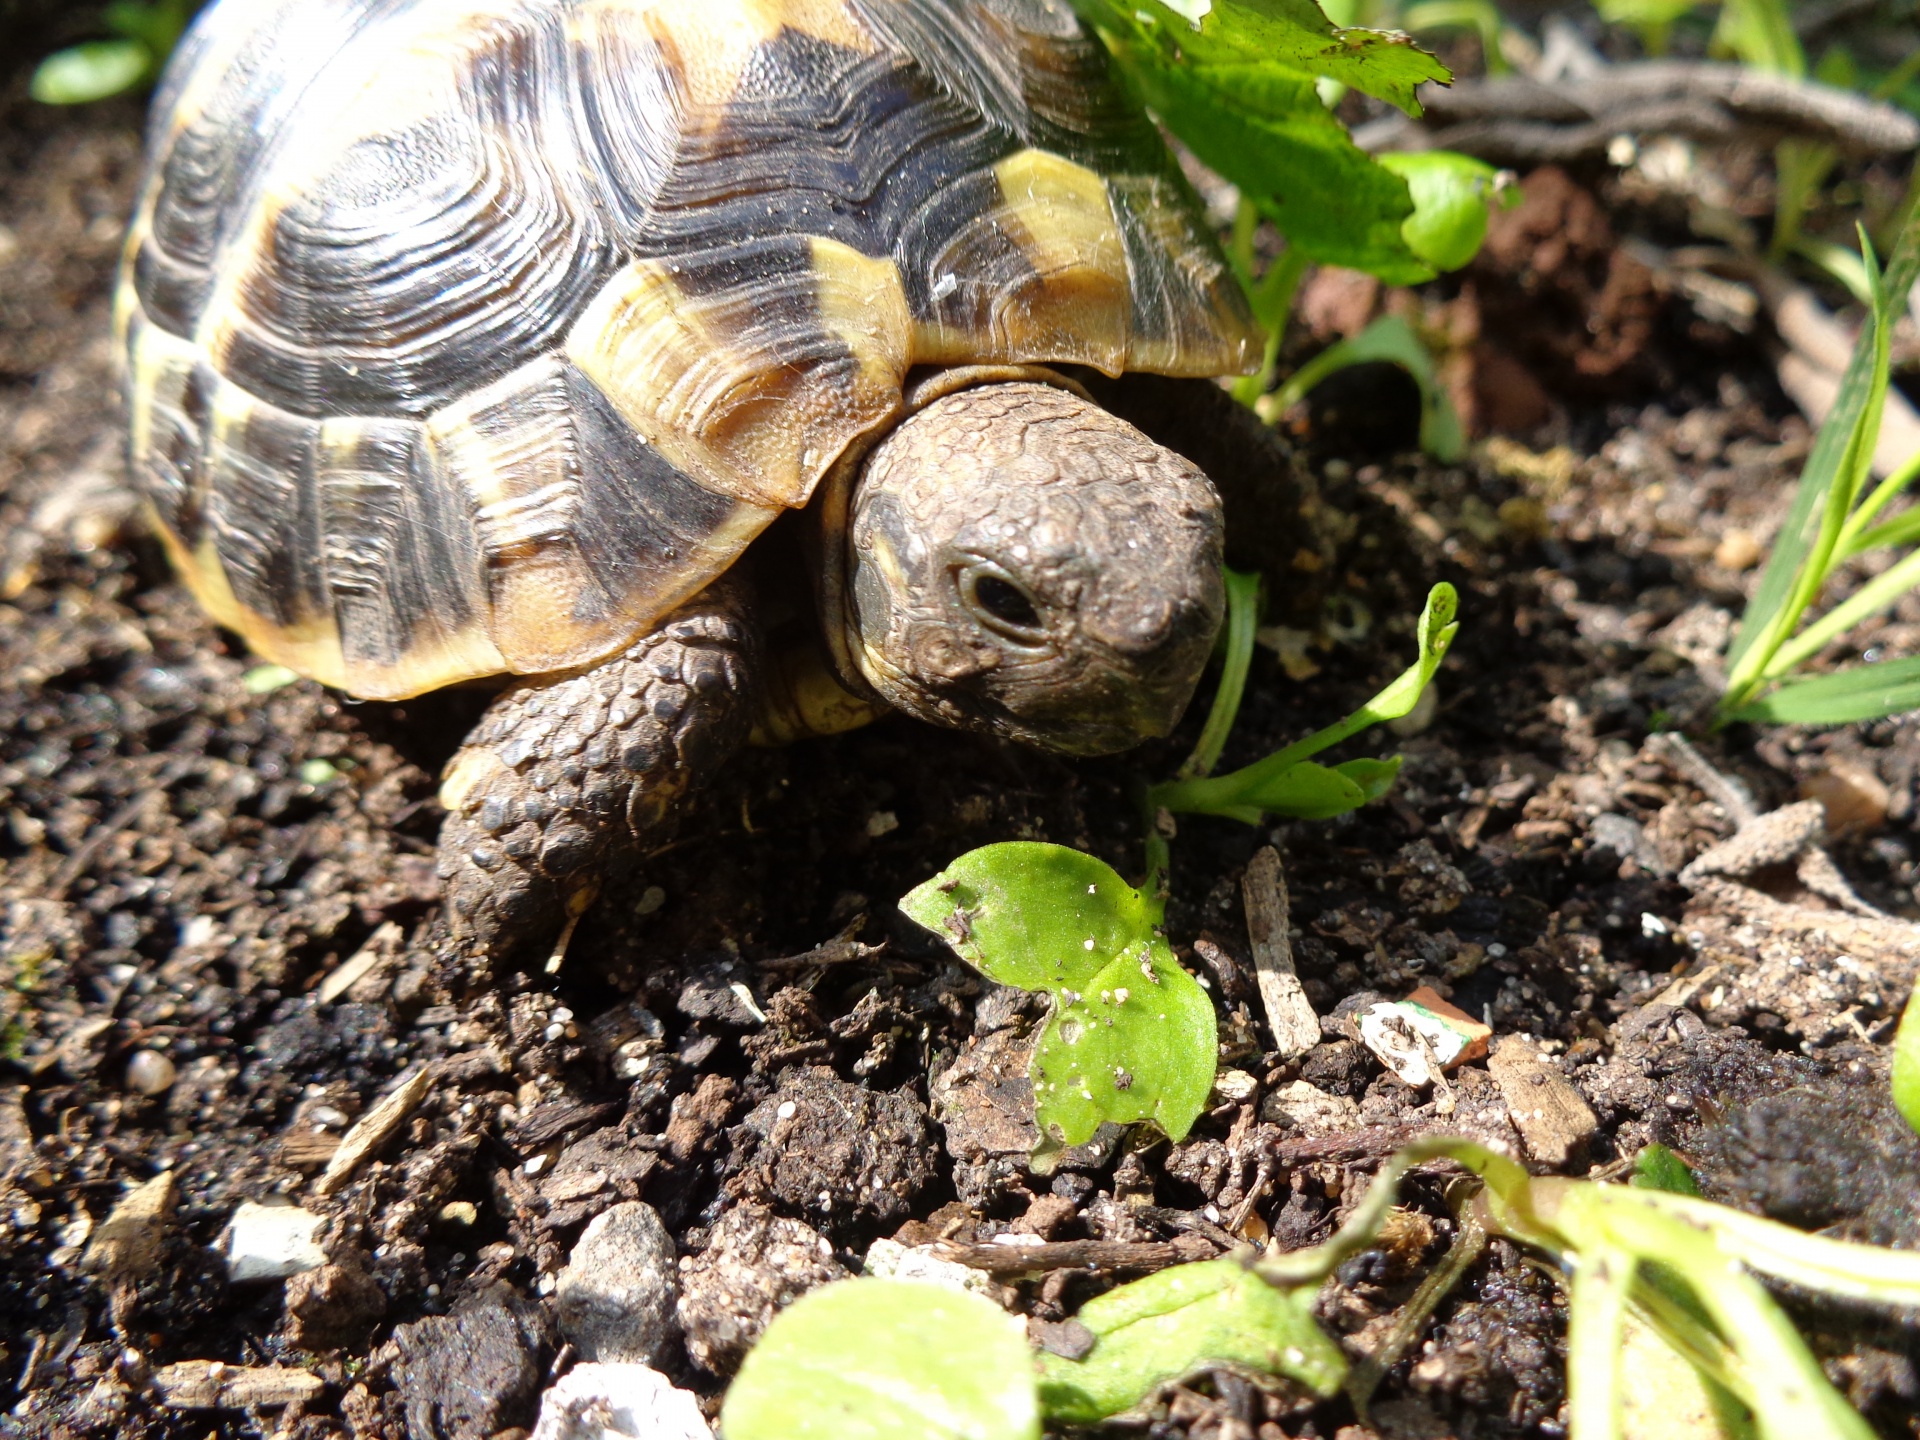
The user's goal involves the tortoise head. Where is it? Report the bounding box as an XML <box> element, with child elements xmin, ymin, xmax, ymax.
<box><xmin>838</xmin><ymin>381</ymin><xmax>1225</xmax><ymax>756</ymax></box>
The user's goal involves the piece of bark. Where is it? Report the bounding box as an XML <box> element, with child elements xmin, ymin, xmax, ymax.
<box><xmin>933</xmin><ymin>1234</ymin><xmax>1216</xmax><ymax>1277</ymax></box>
<box><xmin>317</xmin><ymin>1066</ymin><xmax>432</xmax><ymax>1195</ymax></box>
<box><xmin>152</xmin><ymin>1362</ymin><xmax>325</xmax><ymax>1409</ymax></box>
<box><xmin>1487</xmin><ymin>1037</ymin><xmax>1598</xmax><ymax>1169</ymax></box>
<box><xmin>1242</xmin><ymin>847</ymin><xmax>1320</xmax><ymax>1059</ymax></box>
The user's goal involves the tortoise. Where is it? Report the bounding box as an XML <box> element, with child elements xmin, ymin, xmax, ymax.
<box><xmin>119</xmin><ymin>0</ymin><xmax>1286</xmax><ymax>960</ymax></box>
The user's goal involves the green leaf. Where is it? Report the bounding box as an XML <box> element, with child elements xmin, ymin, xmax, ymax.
<box><xmin>1894</xmin><ymin>984</ymin><xmax>1920</xmax><ymax>1138</ymax></box>
<box><xmin>1201</xmin><ymin>755</ymin><xmax>1404</xmax><ymax>821</ymax></box>
<box><xmin>1721</xmin><ymin>656</ymin><xmax>1920</xmax><ymax>725</ymax></box>
<box><xmin>900</xmin><ymin>845</ymin><xmax>1217</xmax><ymax>1150</ymax></box>
<box><xmin>1631</xmin><ymin>1144</ymin><xmax>1703</xmax><ymax>1197</ymax></box>
<box><xmin>899</xmin><ymin>843</ymin><xmax>1160</xmax><ymax>994</ymax></box>
<box><xmin>722</xmin><ymin>1279</ymin><xmax>1040</xmax><ymax>1440</ymax></box>
<box><xmin>1102</xmin><ymin>42</ymin><xmax>1428</xmax><ymax>279</ymax></box>
<box><xmin>1030</xmin><ymin>937</ymin><xmax>1217</xmax><ymax>1148</ymax></box>
<box><xmin>1038</xmin><ymin>1259</ymin><xmax>1345</xmax><ymax>1423</ymax></box>
<box><xmin>1377</xmin><ymin>151</ymin><xmax>1507</xmax><ymax>273</ymax></box>
<box><xmin>1711</xmin><ymin>0</ymin><xmax>1804</xmax><ymax>76</ymax></box>
<box><xmin>103</xmin><ymin>0</ymin><xmax>192</xmax><ymax>53</ymax></box>
<box><xmin>31</xmin><ymin>40</ymin><xmax>152</xmax><ymax>104</ymax></box>
<box><xmin>1565</xmin><ymin>1246</ymin><xmax>1635</xmax><ymax>1440</ymax></box>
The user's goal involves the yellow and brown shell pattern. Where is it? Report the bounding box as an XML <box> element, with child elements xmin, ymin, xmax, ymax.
<box><xmin>117</xmin><ymin>0</ymin><xmax>1260</xmax><ymax>700</ymax></box>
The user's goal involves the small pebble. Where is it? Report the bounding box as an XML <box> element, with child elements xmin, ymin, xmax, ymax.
<box><xmin>1714</xmin><ymin>530</ymin><xmax>1763</xmax><ymax>571</ymax></box>
<box><xmin>225</xmin><ymin>1201</ymin><xmax>327</xmax><ymax>1283</ymax></box>
<box><xmin>529</xmin><ymin>1363</ymin><xmax>710</xmax><ymax>1440</ymax></box>
<box><xmin>125</xmin><ymin>1050</ymin><xmax>176</xmax><ymax>1096</ymax></box>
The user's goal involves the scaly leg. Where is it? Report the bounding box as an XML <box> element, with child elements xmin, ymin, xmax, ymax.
<box><xmin>436</xmin><ymin>577</ymin><xmax>758</xmax><ymax>961</ymax></box>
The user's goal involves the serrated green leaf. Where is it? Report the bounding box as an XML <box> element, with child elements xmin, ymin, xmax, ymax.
<box><xmin>1721</xmin><ymin>656</ymin><xmax>1920</xmax><ymax>725</ymax></box>
<box><xmin>1101</xmin><ymin>42</ymin><xmax>1429</xmax><ymax>279</ymax></box>
<box><xmin>1071</xmin><ymin>0</ymin><xmax>1449</xmax><ymax>280</ymax></box>
<box><xmin>723</xmin><ymin>1279</ymin><xmax>1040</xmax><ymax>1440</ymax></box>
<box><xmin>1377</xmin><ymin>150</ymin><xmax>1506</xmax><ymax>272</ymax></box>
<box><xmin>31</xmin><ymin>40</ymin><xmax>151</xmax><ymax>104</ymax></box>
<box><xmin>1038</xmin><ymin>1259</ymin><xmax>1345</xmax><ymax>1423</ymax></box>
<box><xmin>1030</xmin><ymin>937</ymin><xmax>1216</xmax><ymax>1148</ymax></box>
<box><xmin>1078</xmin><ymin>0</ymin><xmax>1449</xmax><ymax>114</ymax></box>
<box><xmin>899</xmin><ymin>844</ymin><xmax>1158</xmax><ymax>994</ymax></box>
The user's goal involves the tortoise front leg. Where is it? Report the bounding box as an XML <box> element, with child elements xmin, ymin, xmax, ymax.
<box><xmin>436</xmin><ymin>576</ymin><xmax>759</xmax><ymax>962</ymax></box>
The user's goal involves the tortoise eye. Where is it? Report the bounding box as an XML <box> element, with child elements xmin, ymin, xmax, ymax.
<box><xmin>960</xmin><ymin>567</ymin><xmax>1046</xmax><ymax>641</ymax></box>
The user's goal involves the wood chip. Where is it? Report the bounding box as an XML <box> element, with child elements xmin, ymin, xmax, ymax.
<box><xmin>315</xmin><ymin>920</ymin><xmax>403</xmax><ymax>1005</ymax></box>
<box><xmin>81</xmin><ymin>1170</ymin><xmax>172</xmax><ymax>1281</ymax></box>
<box><xmin>153</xmin><ymin>1361</ymin><xmax>325</xmax><ymax>1409</ymax></box>
<box><xmin>278</xmin><ymin>1129</ymin><xmax>343</xmax><ymax>1168</ymax></box>
<box><xmin>316</xmin><ymin>1066</ymin><xmax>432</xmax><ymax>1195</ymax></box>
<box><xmin>1242</xmin><ymin>847</ymin><xmax>1320</xmax><ymax>1059</ymax></box>
<box><xmin>1487</xmin><ymin>1036</ymin><xmax>1598</xmax><ymax>1169</ymax></box>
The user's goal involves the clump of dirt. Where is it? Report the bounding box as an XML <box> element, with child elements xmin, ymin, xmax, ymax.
<box><xmin>1</xmin><ymin>62</ymin><xmax>1918</xmax><ymax>1440</ymax></box>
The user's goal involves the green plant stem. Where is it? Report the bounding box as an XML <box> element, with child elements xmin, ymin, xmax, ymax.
<box><xmin>1178</xmin><ymin>568</ymin><xmax>1261</xmax><ymax>780</ymax></box>
<box><xmin>1230</xmin><ymin>247</ymin><xmax>1309</xmax><ymax>406</ymax></box>
<box><xmin>1153</xmin><ymin>701</ymin><xmax>1373</xmax><ymax>816</ymax></box>
<box><xmin>1347</xmin><ymin>1191</ymin><xmax>1487</xmax><ymax>1419</ymax></box>
<box><xmin>1139</xmin><ymin>792</ymin><xmax>1171</xmax><ymax>924</ymax></box>
<box><xmin>1873</xmin><ymin>47</ymin><xmax>1920</xmax><ymax>102</ymax></box>
<box><xmin>1263</xmin><ymin>333</ymin><xmax>1360</xmax><ymax>420</ymax></box>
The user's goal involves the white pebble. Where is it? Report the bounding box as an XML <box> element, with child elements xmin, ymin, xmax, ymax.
<box><xmin>125</xmin><ymin>1050</ymin><xmax>176</xmax><ymax>1096</ymax></box>
<box><xmin>225</xmin><ymin>1201</ymin><xmax>326</xmax><ymax>1283</ymax></box>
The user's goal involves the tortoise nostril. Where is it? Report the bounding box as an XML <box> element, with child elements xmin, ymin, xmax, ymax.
<box><xmin>972</xmin><ymin>574</ymin><xmax>1043</xmax><ymax>633</ymax></box>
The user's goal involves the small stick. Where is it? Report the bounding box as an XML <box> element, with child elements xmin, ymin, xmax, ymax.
<box><xmin>1242</xmin><ymin>847</ymin><xmax>1321</xmax><ymax>1060</ymax></box>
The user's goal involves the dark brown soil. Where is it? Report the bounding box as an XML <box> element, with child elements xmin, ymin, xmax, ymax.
<box><xmin>2</xmin><ymin>55</ymin><xmax>1918</xmax><ymax>1440</ymax></box>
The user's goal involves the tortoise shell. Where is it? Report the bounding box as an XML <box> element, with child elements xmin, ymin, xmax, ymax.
<box><xmin>118</xmin><ymin>0</ymin><xmax>1260</xmax><ymax>700</ymax></box>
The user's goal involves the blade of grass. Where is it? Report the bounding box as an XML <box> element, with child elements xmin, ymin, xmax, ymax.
<box><xmin>1722</xmin><ymin>655</ymin><xmax>1920</xmax><ymax>725</ymax></box>
<box><xmin>1722</xmin><ymin>219</ymin><xmax>1919</xmax><ymax>697</ymax></box>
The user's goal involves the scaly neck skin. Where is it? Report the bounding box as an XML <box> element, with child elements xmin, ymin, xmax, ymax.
<box><xmin>747</xmin><ymin>637</ymin><xmax>886</xmax><ymax>746</ymax></box>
